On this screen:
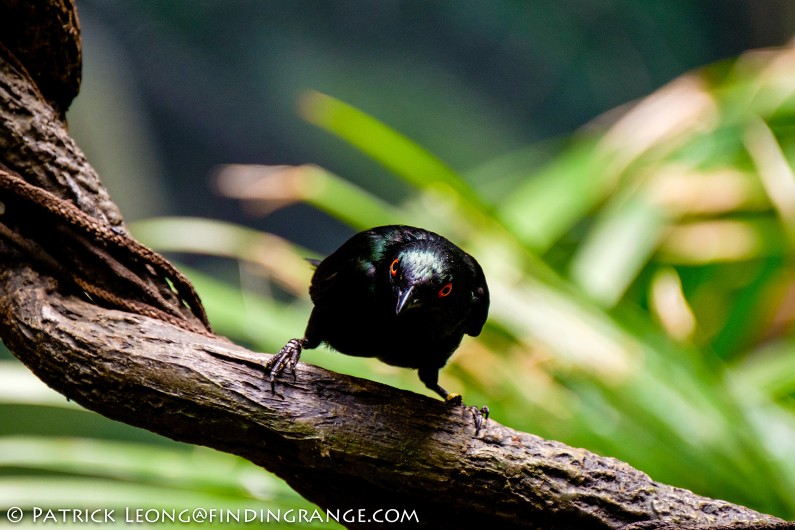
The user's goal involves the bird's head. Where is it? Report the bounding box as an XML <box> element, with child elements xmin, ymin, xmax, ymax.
<box><xmin>387</xmin><ymin>242</ymin><xmax>457</xmax><ymax>317</ymax></box>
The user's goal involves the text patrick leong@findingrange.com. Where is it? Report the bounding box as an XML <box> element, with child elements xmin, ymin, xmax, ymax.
<box><xmin>5</xmin><ymin>506</ymin><xmax>421</xmax><ymax>525</ymax></box>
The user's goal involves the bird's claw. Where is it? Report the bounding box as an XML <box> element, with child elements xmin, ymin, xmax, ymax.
<box><xmin>444</xmin><ymin>393</ymin><xmax>488</xmax><ymax>435</ymax></box>
<box><xmin>468</xmin><ymin>405</ymin><xmax>489</xmax><ymax>436</ymax></box>
<box><xmin>264</xmin><ymin>338</ymin><xmax>304</xmax><ymax>392</ymax></box>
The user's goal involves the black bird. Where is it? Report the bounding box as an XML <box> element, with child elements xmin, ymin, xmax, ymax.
<box><xmin>265</xmin><ymin>225</ymin><xmax>489</xmax><ymax>407</ymax></box>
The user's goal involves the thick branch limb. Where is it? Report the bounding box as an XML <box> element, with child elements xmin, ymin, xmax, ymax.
<box><xmin>0</xmin><ymin>35</ymin><xmax>209</xmax><ymax>331</ymax></box>
<box><xmin>0</xmin><ymin>0</ymin><xmax>81</xmax><ymax>117</ymax></box>
<box><xmin>0</xmin><ymin>266</ymin><xmax>787</xmax><ymax>530</ymax></box>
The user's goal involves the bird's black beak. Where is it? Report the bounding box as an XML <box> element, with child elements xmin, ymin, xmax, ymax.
<box><xmin>395</xmin><ymin>285</ymin><xmax>417</xmax><ymax>316</ymax></box>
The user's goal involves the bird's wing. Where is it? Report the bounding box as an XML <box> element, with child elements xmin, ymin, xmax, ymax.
<box><xmin>308</xmin><ymin>228</ymin><xmax>391</xmax><ymax>303</ymax></box>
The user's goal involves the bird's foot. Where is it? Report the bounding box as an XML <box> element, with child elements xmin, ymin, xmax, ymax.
<box><xmin>443</xmin><ymin>393</ymin><xmax>488</xmax><ymax>435</ymax></box>
<box><xmin>444</xmin><ymin>392</ymin><xmax>462</xmax><ymax>406</ymax></box>
<box><xmin>264</xmin><ymin>338</ymin><xmax>305</xmax><ymax>392</ymax></box>
<box><xmin>455</xmin><ymin>404</ymin><xmax>490</xmax><ymax>436</ymax></box>
<box><xmin>469</xmin><ymin>405</ymin><xmax>490</xmax><ymax>435</ymax></box>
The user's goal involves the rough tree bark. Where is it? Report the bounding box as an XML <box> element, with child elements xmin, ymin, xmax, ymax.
<box><xmin>0</xmin><ymin>2</ymin><xmax>791</xmax><ymax>529</ymax></box>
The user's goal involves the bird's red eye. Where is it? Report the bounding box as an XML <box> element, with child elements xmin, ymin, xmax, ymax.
<box><xmin>390</xmin><ymin>258</ymin><xmax>399</xmax><ymax>277</ymax></box>
<box><xmin>438</xmin><ymin>282</ymin><xmax>453</xmax><ymax>297</ymax></box>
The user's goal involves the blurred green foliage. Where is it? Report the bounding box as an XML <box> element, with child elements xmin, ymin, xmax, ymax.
<box><xmin>144</xmin><ymin>45</ymin><xmax>795</xmax><ymax>518</ymax></box>
<box><xmin>3</xmin><ymin>21</ymin><xmax>795</xmax><ymax>528</ymax></box>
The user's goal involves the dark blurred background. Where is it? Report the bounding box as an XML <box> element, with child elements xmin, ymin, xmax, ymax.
<box><xmin>69</xmin><ymin>0</ymin><xmax>795</xmax><ymax>252</ymax></box>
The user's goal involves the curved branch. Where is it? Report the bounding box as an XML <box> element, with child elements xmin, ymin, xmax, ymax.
<box><xmin>0</xmin><ymin>266</ymin><xmax>788</xmax><ymax>529</ymax></box>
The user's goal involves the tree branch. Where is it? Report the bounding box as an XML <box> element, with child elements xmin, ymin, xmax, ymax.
<box><xmin>0</xmin><ymin>2</ymin><xmax>791</xmax><ymax>529</ymax></box>
<box><xmin>0</xmin><ymin>268</ymin><xmax>788</xmax><ymax>529</ymax></box>
<box><xmin>0</xmin><ymin>0</ymin><xmax>81</xmax><ymax>118</ymax></box>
